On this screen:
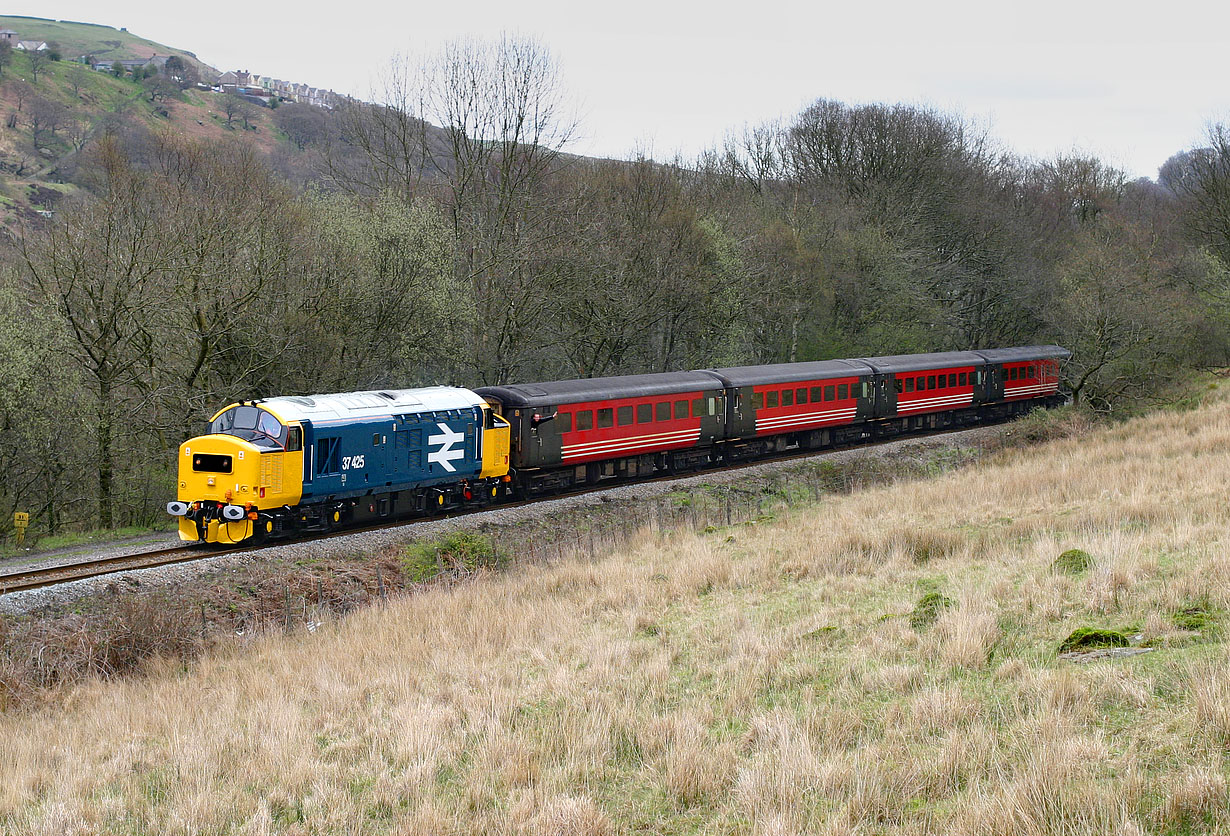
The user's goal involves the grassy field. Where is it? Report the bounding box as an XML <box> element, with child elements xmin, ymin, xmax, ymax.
<box><xmin>3</xmin><ymin>395</ymin><xmax>1230</xmax><ymax>834</ymax></box>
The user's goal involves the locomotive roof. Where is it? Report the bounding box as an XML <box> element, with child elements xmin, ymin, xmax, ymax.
<box><xmin>973</xmin><ymin>345</ymin><xmax>1072</xmax><ymax>363</ymax></box>
<box><xmin>477</xmin><ymin>371</ymin><xmax>722</xmax><ymax>408</ymax></box>
<box><xmin>257</xmin><ymin>387</ymin><xmax>485</xmax><ymax>422</ymax></box>
<box><xmin>857</xmin><ymin>350</ymin><xmax>988</xmax><ymax>373</ymax></box>
<box><xmin>707</xmin><ymin>359</ymin><xmax>872</xmax><ymax>387</ymax></box>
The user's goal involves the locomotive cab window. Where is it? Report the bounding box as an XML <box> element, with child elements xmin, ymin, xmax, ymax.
<box><xmin>893</xmin><ymin>379</ymin><xmax>903</xmax><ymax>394</ymax></box>
<box><xmin>576</xmin><ymin>410</ymin><xmax>593</xmax><ymax>431</ymax></box>
<box><xmin>286</xmin><ymin>426</ymin><xmax>302</xmax><ymax>452</ymax></box>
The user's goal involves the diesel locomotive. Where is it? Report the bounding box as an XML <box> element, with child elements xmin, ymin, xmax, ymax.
<box><xmin>169</xmin><ymin>345</ymin><xmax>1068</xmax><ymax>543</ymax></box>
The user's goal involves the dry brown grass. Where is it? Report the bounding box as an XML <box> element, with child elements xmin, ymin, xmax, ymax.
<box><xmin>4</xmin><ymin>394</ymin><xmax>1230</xmax><ymax>833</ymax></box>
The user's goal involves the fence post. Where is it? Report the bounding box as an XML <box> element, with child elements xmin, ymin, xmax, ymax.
<box><xmin>283</xmin><ymin>587</ymin><xmax>291</xmax><ymax>632</ymax></box>
<box><xmin>376</xmin><ymin>567</ymin><xmax>388</xmax><ymax>604</ymax></box>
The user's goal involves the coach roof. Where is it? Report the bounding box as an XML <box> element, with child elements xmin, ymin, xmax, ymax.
<box><xmin>707</xmin><ymin>359</ymin><xmax>872</xmax><ymax>388</ymax></box>
<box><xmin>974</xmin><ymin>345</ymin><xmax>1072</xmax><ymax>364</ymax></box>
<box><xmin>477</xmin><ymin>371</ymin><xmax>722</xmax><ymax>408</ymax></box>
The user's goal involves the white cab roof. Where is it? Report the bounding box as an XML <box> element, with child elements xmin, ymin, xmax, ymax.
<box><xmin>257</xmin><ymin>387</ymin><xmax>485</xmax><ymax>422</ymax></box>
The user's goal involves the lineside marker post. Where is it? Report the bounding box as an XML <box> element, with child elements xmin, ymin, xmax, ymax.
<box><xmin>12</xmin><ymin>512</ymin><xmax>28</xmax><ymax>547</ymax></box>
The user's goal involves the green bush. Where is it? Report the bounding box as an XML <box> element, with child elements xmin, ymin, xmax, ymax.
<box><xmin>401</xmin><ymin>532</ymin><xmax>507</xmax><ymax>583</ymax></box>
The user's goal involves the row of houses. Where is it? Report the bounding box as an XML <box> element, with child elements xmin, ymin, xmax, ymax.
<box><xmin>218</xmin><ymin>70</ymin><xmax>337</xmax><ymax>109</ymax></box>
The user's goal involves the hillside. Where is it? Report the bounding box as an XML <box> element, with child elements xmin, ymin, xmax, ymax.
<box><xmin>0</xmin><ymin>18</ymin><xmax>331</xmax><ymax>226</ymax></box>
<box><xmin>2</xmin><ymin>393</ymin><xmax>1229</xmax><ymax>833</ymax></box>
<box><xmin>0</xmin><ymin>16</ymin><xmax>203</xmax><ymax>68</ymax></box>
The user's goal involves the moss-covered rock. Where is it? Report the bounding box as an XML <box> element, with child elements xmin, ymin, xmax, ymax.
<box><xmin>1172</xmin><ymin>607</ymin><xmax>1213</xmax><ymax>632</ymax></box>
<box><xmin>1058</xmin><ymin>627</ymin><xmax>1130</xmax><ymax>654</ymax></box>
<box><xmin>1052</xmin><ymin>548</ymin><xmax>1093</xmax><ymax>575</ymax></box>
<box><xmin>909</xmin><ymin>592</ymin><xmax>954</xmax><ymax>630</ymax></box>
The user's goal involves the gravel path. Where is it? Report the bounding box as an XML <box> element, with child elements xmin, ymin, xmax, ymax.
<box><xmin>0</xmin><ymin>425</ymin><xmax>1006</xmax><ymax>615</ymax></box>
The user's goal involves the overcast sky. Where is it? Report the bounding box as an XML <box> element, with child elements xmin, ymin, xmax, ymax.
<box><xmin>15</xmin><ymin>0</ymin><xmax>1230</xmax><ymax>178</ymax></box>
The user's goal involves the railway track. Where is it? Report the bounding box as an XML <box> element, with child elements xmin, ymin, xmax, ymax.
<box><xmin>0</xmin><ymin>422</ymin><xmax>1005</xmax><ymax>597</ymax></box>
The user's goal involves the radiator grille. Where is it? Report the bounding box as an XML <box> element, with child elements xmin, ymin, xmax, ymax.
<box><xmin>260</xmin><ymin>454</ymin><xmax>284</xmax><ymax>493</ymax></box>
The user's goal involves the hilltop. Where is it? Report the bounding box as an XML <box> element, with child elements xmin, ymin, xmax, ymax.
<box><xmin>2</xmin><ymin>391</ymin><xmax>1229</xmax><ymax>833</ymax></box>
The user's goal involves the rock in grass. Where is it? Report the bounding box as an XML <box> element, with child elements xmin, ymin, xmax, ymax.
<box><xmin>1052</xmin><ymin>548</ymin><xmax>1093</xmax><ymax>575</ymax></box>
<box><xmin>1057</xmin><ymin>627</ymin><xmax>1129</xmax><ymax>654</ymax></box>
<box><xmin>909</xmin><ymin>592</ymin><xmax>954</xmax><ymax>630</ymax></box>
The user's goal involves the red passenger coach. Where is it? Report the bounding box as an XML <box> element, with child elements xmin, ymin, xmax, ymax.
<box><xmin>476</xmin><ymin>372</ymin><xmax>725</xmax><ymax>493</ymax></box>
<box><xmin>707</xmin><ymin>359</ymin><xmax>876</xmax><ymax>458</ymax></box>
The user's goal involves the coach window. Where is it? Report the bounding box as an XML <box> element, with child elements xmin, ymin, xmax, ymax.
<box><xmin>576</xmin><ymin>410</ymin><xmax>593</xmax><ymax>431</ymax></box>
<box><xmin>810</xmin><ymin>386</ymin><xmax>823</xmax><ymax>403</ymax></box>
<box><xmin>617</xmin><ymin>406</ymin><xmax>634</xmax><ymax>426</ymax></box>
<box><xmin>926</xmin><ymin>375</ymin><xmax>935</xmax><ymax>390</ymax></box>
<box><xmin>796</xmin><ymin>388</ymin><xmax>807</xmax><ymax>404</ymax></box>
<box><xmin>783</xmin><ymin>389</ymin><xmax>794</xmax><ymax>407</ymax></box>
<box><xmin>558</xmin><ymin>413</ymin><xmax>572</xmax><ymax>432</ymax></box>
<box><xmin>753</xmin><ymin>392</ymin><xmax>764</xmax><ymax>409</ymax></box>
<box><xmin>766</xmin><ymin>391</ymin><xmax>779</xmax><ymax>409</ymax></box>
<box><xmin>674</xmin><ymin>400</ymin><xmax>689</xmax><ymax>419</ymax></box>
<box><xmin>597</xmin><ymin>408</ymin><xmax>613</xmax><ymax>429</ymax></box>
<box><xmin>636</xmin><ymin>404</ymin><xmax>652</xmax><ymax>424</ymax></box>
<box><xmin>905</xmin><ymin>378</ymin><xmax>914</xmax><ymax>393</ymax></box>
<box><xmin>959</xmin><ymin>372</ymin><xmax>967</xmax><ymax>387</ymax></box>
<box><xmin>656</xmin><ymin>402</ymin><xmax>671</xmax><ymax>421</ymax></box>
<box><xmin>838</xmin><ymin>384</ymin><xmax>849</xmax><ymax>399</ymax></box>
<box><xmin>825</xmin><ymin>385</ymin><xmax>836</xmax><ymax>401</ymax></box>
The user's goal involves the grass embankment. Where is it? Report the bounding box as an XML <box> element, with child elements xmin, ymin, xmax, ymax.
<box><xmin>3</xmin><ymin>398</ymin><xmax>1230</xmax><ymax>833</ymax></box>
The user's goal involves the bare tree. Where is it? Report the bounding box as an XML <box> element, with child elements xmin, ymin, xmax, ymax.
<box><xmin>26</xmin><ymin>96</ymin><xmax>68</xmax><ymax>148</ymax></box>
<box><xmin>0</xmin><ymin>41</ymin><xmax>11</xmax><ymax>77</ymax></box>
<box><xmin>26</xmin><ymin>47</ymin><xmax>51</xmax><ymax>84</ymax></box>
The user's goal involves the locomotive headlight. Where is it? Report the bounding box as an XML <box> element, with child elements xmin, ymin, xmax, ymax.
<box><xmin>221</xmin><ymin>504</ymin><xmax>246</xmax><ymax>521</ymax></box>
<box><xmin>166</xmin><ymin>501</ymin><xmax>190</xmax><ymax>516</ymax></box>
